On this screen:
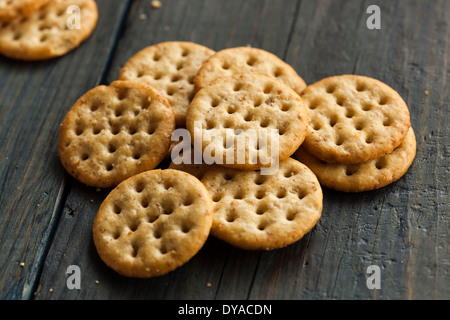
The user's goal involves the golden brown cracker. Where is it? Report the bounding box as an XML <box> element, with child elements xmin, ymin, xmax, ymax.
<box><xmin>300</xmin><ymin>75</ymin><xmax>411</xmax><ymax>164</ymax></box>
<box><xmin>0</xmin><ymin>0</ymin><xmax>98</xmax><ymax>60</ymax></box>
<box><xmin>58</xmin><ymin>80</ymin><xmax>175</xmax><ymax>188</ymax></box>
<box><xmin>119</xmin><ymin>41</ymin><xmax>215</xmax><ymax>127</ymax></box>
<box><xmin>201</xmin><ymin>158</ymin><xmax>322</xmax><ymax>250</ymax></box>
<box><xmin>186</xmin><ymin>73</ymin><xmax>309</xmax><ymax>170</ymax></box>
<box><xmin>296</xmin><ymin>127</ymin><xmax>416</xmax><ymax>192</ymax></box>
<box><xmin>93</xmin><ymin>169</ymin><xmax>213</xmax><ymax>278</ymax></box>
<box><xmin>0</xmin><ymin>0</ymin><xmax>49</xmax><ymax>21</ymax></box>
<box><xmin>194</xmin><ymin>46</ymin><xmax>307</xmax><ymax>95</ymax></box>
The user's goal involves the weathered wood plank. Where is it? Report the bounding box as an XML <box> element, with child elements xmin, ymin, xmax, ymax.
<box><xmin>248</xmin><ymin>0</ymin><xmax>450</xmax><ymax>299</ymax></box>
<box><xmin>0</xmin><ymin>0</ymin><xmax>132</xmax><ymax>299</ymax></box>
<box><xmin>22</xmin><ymin>0</ymin><xmax>450</xmax><ymax>300</ymax></box>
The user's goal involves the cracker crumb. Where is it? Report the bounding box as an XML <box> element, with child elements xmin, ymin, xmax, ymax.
<box><xmin>49</xmin><ymin>288</ymin><xmax>53</xmax><ymax>292</ymax></box>
<box><xmin>37</xmin><ymin>204</ymin><xmax>40</xmax><ymax>207</ymax></box>
<box><xmin>206</xmin><ymin>282</ymin><xmax>212</xmax><ymax>287</ymax></box>
<box><xmin>424</xmin><ymin>90</ymin><xmax>429</xmax><ymax>96</ymax></box>
<box><xmin>152</xmin><ymin>1</ymin><xmax>162</xmax><ymax>9</ymax></box>
<box><xmin>95</xmin><ymin>280</ymin><xmax>100</xmax><ymax>284</ymax></box>
<box><xmin>139</xmin><ymin>13</ymin><xmax>147</xmax><ymax>20</ymax></box>
<box><xmin>19</xmin><ymin>262</ymin><xmax>25</xmax><ymax>267</ymax></box>
<box><xmin>34</xmin><ymin>284</ymin><xmax>42</xmax><ymax>296</ymax></box>
<box><xmin>90</xmin><ymin>199</ymin><xmax>94</xmax><ymax>203</ymax></box>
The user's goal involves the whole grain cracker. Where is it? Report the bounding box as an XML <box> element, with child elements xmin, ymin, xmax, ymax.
<box><xmin>58</xmin><ymin>80</ymin><xmax>175</xmax><ymax>188</ymax></box>
<box><xmin>296</xmin><ymin>127</ymin><xmax>416</xmax><ymax>192</ymax></box>
<box><xmin>93</xmin><ymin>169</ymin><xmax>213</xmax><ymax>278</ymax></box>
<box><xmin>201</xmin><ymin>157</ymin><xmax>322</xmax><ymax>250</ymax></box>
<box><xmin>186</xmin><ymin>73</ymin><xmax>309</xmax><ymax>170</ymax></box>
<box><xmin>300</xmin><ymin>74</ymin><xmax>411</xmax><ymax>164</ymax></box>
<box><xmin>0</xmin><ymin>0</ymin><xmax>50</xmax><ymax>21</ymax></box>
<box><xmin>194</xmin><ymin>46</ymin><xmax>307</xmax><ymax>95</ymax></box>
<box><xmin>0</xmin><ymin>0</ymin><xmax>98</xmax><ymax>60</ymax></box>
<box><xmin>119</xmin><ymin>41</ymin><xmax>215</xmax><ymax>127</ymax></box>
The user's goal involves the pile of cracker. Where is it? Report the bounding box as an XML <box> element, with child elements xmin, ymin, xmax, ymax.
<box><xmin>0</xmin><ymin>0</ymin><xmax>98</xmax><ymax>60</ymax></box>
<box><xmin>57</xmin><ymin>41</ymin><xmax>415</xmax><ymax>278</ymax></box>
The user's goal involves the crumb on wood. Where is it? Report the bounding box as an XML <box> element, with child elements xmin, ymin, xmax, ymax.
<box><xmin>424</xmin><ymin>90</ymin><xmax>429</xmax><ymax>96</ymax></box>
<box><xmin>34</xmin><ymin>284</ymin><xmax>42</xmax><ymax>296</ymax></box>
<box><xmin>152</xmin><ymin>1</ymin><xmax>162</xmax><ymax>9</ymax></box>
<box><xmin>95</xmin><ymin>280</ymin><xmax>100</xmax><ymax>284</ymax></box>
<box><xmin>19</xmin><ymin>262</ymin><xmax>25</xmax><ymax>267</ymax></box>
<box><xmin>206</xmin><ymin>282</ymin><xmax>212</xmax><ymax>287</ymax></box>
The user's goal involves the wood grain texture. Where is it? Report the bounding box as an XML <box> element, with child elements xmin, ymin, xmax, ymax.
<box><xmin>0</xmin><ymin>0</ymin><xmax>447</xmax><ymax>300</ymax></box>
<box><xmin>0</xmin><ymin>0</ymin><xmax>132</xmax><ymax>299</ymax></box>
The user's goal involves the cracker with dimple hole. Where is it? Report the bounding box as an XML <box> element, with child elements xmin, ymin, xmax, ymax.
<box><xmin>93</xmin><ymin>169</ymin><xmax>213</xmax><ymax>278</ymax></box>
<box><xmin>201</xmin><ymin>158</ymin><xmax>322</xmax><ymax>250</ymax></box>
<box><xmin>58</xmin><ymin>80</ymin><xmax>175</xmax><ymax>188</ymax></box>
<box><xmin>119</xmin><ymin>41</ymin><xmax>215</xmax><ymax>127</ymax></box>
<box><xmin>194</xmin><ymin>46</ymin><xmax>307</xmax><ymax>95</ymax></box>
<box><xmin>0</xmin><ymin>0</ymin><xmax>98</xmax><ymax>60</ymax></box>
<box><xmin>186</xmin><ymin>73</ymin><xmax>309</xmax><ymax>170</ymax></box>
<box><xmin>300</xmin><ymin>74</ymin><xmax>411</xmax><ymax>164</ymax></box>
<box><xmin>0</xmin><ymin>0</ymin><xmax>50</xmax><ymax>21</ymax></box>
<box><xmin>296</xmin><ymin>127</ymin><xmax>416</xmax><ymax>192</ymax></box>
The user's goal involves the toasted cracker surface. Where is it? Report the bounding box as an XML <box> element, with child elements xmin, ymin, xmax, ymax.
<box><xmin>201</xmin><ymin>158</ymin><xmax>322</xmax><ymax>250</ymax></box>
<box><xmin>0</xmin><ymin>0</ymin><xmax>98</xmax><ymax>60</ymax></box>
<box><xmin>300</xmin><ymin>75</ymin><xmax>411</xmax><ymax>164</ymax></box>
<box><xmin>186</xmin><ymin>73</ymin><xmax>309</xmax><ymax>170</ymax></box>
<box><xmin>58</xmin><ymin>80</ymin><xmax>175</xmax><ymax>188</ymax></box>
<box><xmin>296</xmin><ymin>127</ymin><xmax>416</xmax><ymax>192</ymax></box>
<box><xmin>0</xmin><ymin>0</ymin><xmax>50</xmax><ymax>21</ymax></box>
<box><xmin>119</xmin><ymin>41</ymin><xmax>215</xmax><ymax>127</ymax></box>
<box><xmin>194</xmin><ymin>46</ymin><xmax>307</xmax><ymax>95</ymax></box>
<box><xmin>93</xmin><ymin>169</ymin><xmax>213</xmax><ymax>278</ymax></box>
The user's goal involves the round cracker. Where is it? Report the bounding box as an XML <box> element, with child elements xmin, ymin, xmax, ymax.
<box><xmin>93</xmin><ymin>169</ymin><xmax>213</xmax><ymax>278</ymax></box>
<box><xmin>194</xmin><ymin>46</ymin><xmax>307</xmax><ymax>95</ymax></box>
<box><xmin>0</xmin><ymin>0</ymin><xmax>50</xmax><ymax>21</ymax></box>
<box><xmin>118</xmin><ymin>41</ymin><xmax>215</xmax><ymax>127</ymax></box>
<box><xmin>58</xmin><ymin>80</ymin><xmax>175</xmax><ymax>188</ymax></box>
<box><xmin>186</xmin><ymin>73</ymin><xmax>309</xmax><ymax>170</ymax></box>
<box><xmin>296</xmin><ymin>127</ymin><xmax>416</xmax><ymax>192</ymax></box>
<box><xmin>201</xmin><ymin>158</ymin><xmax>322</xmax><ymax>250</ymax></box>
<box><xmin>300</xmin><ymin>74</ymin><xmax>411</xmax><ymax>164</ymax></box>
<box><xmin>0</xmin><ymin>0</ymin><xmax>98</xmax><ymax>60</ymax></box>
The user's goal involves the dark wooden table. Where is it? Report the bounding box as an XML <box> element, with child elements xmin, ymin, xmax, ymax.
<box><xmin>0</xmin><ymin>0</ymin><xmax>448</xmax><ymax>300</ymax></box>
